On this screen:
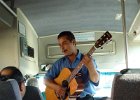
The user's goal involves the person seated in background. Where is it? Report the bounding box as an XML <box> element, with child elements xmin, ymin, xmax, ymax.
<box><xmin>27</xmin><ymin>77</ymin><xmax>46</xmax><ymax>99</ymax></box>
<box><xmin>26</xmin><ymin>77</ymin><xmax>39</xmax><ymax>87</ymax></box>
<box><xmin>0</xmin><ymin>66</ymin><xmax>26</xmax><ymax>98</ymax></box>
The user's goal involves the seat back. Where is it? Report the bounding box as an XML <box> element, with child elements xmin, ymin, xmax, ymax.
<box><xmin>23</xmin><ymin>86</ymin><xmax>44</xmax><ymax>100</ymax></box>
<box><xmin>0</xmin><ymin>79</ymin><xmax>22</xmax><ymax>100</ymax></box>
<box><xmin>120</xmin><ymin>68</ymin><xmax>140</xmax><ymax>74</ymax></box>
<box><xmin>111</xmin><ymin>74</ymin><xmax>140</xmax><ymax>100</ymax></box>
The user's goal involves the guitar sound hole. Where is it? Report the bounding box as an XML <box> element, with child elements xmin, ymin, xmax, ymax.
<box><xmin>62</xmin><ymin>80</ymin><xmax>68</xmax><ymax>88</ymax></box>
<box><xmin>61</xmin><ymin>80</ymin><xmax>69</xmax><ymax>99</ymax></box>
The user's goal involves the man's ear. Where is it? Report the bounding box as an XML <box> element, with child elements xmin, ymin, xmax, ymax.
<box><xmin>20</xmin><ymin>82</ymin><xmax>26</xmax><ymax>97</ymax></box>
<box><xmin>20</xmin><ymin>82</ymin><xmax>24</xmax><ymax>91</ymax></box>
<box><xmin>72</xmin><ymin>40</ymin><xmax>76</xmax><ymax>46</ymax></box>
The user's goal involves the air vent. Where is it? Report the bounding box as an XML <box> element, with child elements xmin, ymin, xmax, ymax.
<box><xmin>46</xmin><ymin>41</ymin><xmax>115</xmax><ymax>58</ymax></box>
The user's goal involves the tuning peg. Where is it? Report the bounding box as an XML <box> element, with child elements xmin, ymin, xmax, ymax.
<box><xmin>106</xmin><ymin>39</ymin><xmax>112</xmax><ymax>44</ymax></box>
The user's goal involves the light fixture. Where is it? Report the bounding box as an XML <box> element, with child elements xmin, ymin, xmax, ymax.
<box><xmin>115</xmin><ymin>14</ymin><xmax>122</xmax><ymax>20</ymax></box>
<box><xmin>74</xmin><ymin>32</ymin><xmax>95</xmax><ymax>42</ymax></box>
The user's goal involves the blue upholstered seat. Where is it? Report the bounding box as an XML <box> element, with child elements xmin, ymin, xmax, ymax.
<box><xmin>0</xmin><ymin>79</ymin><xmax>22</xmax><ymax>100</ymax></box>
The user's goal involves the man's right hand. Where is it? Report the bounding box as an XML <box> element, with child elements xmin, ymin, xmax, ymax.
<box><xmin>55</xmin><ymin>85</ymin><xmax>66</xmax><ymax>98</ymax></box>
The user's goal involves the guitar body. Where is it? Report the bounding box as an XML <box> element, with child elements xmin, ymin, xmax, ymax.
<box><xmin>45</xmin><ymin>68</ymin><xmax>78</xmax><ymax>100</ymax></box>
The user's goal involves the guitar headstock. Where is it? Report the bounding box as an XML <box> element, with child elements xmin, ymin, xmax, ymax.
<box><xmin>95</xmin><ymin>31</ymin><xmax>112</xmax><ymax>48</ymax></box>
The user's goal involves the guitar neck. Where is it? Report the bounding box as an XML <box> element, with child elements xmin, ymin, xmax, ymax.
<box><xmin>67</xmin><ymin>31</ymin><xmax>112</xmax><ymax>83</ymax></box>
<box><xmin>67</xmin><ymin>45</ymin><xmax>96</xmax><ymax>83</ymax></box>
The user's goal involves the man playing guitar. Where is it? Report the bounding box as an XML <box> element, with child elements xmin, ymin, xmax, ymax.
<box><xmin>44</xmin><ymin>31</ymin><xmax>100</xmax><ymax>100</ymax></box>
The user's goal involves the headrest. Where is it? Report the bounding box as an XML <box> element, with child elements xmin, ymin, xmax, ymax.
<box><xmin>23</xmin><ymin>86</ymin><xmax>43</xmax><ymax>100</ymax></box>
<box><xmin>0</xmin><ymin>79</ymin><xmax>22</xmax><ymax>100</ymax></box>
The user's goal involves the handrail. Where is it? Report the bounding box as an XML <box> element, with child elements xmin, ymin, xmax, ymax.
<box><xmin>121</xmin><ymin>0</ymin><xmax>129</xmax><ymax>68</ymax></box>
<box><xmin>0</xmin><ymin>0</ymin><xmax>17</xmax><ymax>17</ymax></box>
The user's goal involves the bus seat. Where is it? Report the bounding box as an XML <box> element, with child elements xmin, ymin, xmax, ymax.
<box><xmin>120</xmin><ymin>68</ymin><xmax>140</xmax><ymax>74</ymax></box>
<box><xmin>23</xmin><ymin>86</ymin><xmax>44</xmax><ymax>100</ymax></box>
<box><xmin>111</xmin><ymin>74</ymin><xmax>140</xmax><ymax>100</ymax></box>
<box><xmin>0</xmin><ymin>79</ymin><xmax>22</xmax><ymax>100</ymax></box>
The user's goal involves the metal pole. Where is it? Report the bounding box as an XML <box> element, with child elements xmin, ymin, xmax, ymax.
<box><xmin>121</xmin><ymin>0</ymin><xmax>129</xmax><ymax>68</ymax></box>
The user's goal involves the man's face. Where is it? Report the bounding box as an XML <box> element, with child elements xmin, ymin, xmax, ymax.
<box><xmin>58</xmin><ymin>36</ymin><xmax>76</xmax><ymax>56</ymax></box>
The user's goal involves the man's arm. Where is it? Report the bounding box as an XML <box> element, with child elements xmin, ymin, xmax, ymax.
<box><xmin>81</xmin><ymin>54</ymin><xmax>99</xmax><ymax>83</ymax></box>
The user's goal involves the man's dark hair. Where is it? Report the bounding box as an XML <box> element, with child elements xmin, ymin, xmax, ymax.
<box><xmin>57</xmin><ymin>31</ymin><xmax>75</xmax><ymax>41</ymax></box>
<box><xmin>0</xmin><ymin>66</ymin><xmax>25</xmax><ymax>84</ymax></box>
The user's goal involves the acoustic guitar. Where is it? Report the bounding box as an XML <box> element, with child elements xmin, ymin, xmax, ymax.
<box><xmin>45</xmin><ymin>31</ymin><xmax>112</xmax><ymax>100</ymax></box>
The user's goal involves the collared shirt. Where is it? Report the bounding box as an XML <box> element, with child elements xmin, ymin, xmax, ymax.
<box><xmin>45</xmin><ymin>50</ymin><xmax>99</xmax><ymax>97</ymax></box>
